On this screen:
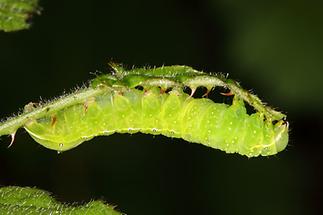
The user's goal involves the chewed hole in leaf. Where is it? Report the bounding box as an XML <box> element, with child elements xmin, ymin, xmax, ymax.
<box><xmin>184</xmin><ymin>86</ymin><xmax>234</xmax><ymax>106</ymax></box>
<box><xmin>183</xmin><ymin>86</ymin><xmax>192</xmax><ymax>95</ymax></box>
<box><xmin>208</xmin><ymin>87</ymin><xmax>234</xmax><ymax>106</ymax></box>
<box><xmin>190</xmin><ymin>86</ymin><xmax>208</xmax><ymax>98</ymax></box>
<box><xmin>135</xmin><ymin>85</ymin><xmax>144</xmax><ymax>91</ymax></box>
<box><xmin>244</xmin><ymin>101</ymin><xmax>258</xmax><ymax>115</ymax></box>
<box><xmin>272</xmin><ymin>120</ymin><xmax>279</xmax><ymax>125</ymax></box>
<box><xmin>164</xmin><ymin>87</ymin><xmax>173</xmax><ymax>93</ymax></box>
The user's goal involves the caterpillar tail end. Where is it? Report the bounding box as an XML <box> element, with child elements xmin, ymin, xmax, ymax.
<box><xmin>274</xmin><ymin>120</ymin><xmax>289</xmax><ymax>153</ymax></box>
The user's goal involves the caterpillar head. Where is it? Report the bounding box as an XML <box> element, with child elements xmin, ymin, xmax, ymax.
<box><xmin>26</xmin><ymin>133</ymin><xmax>90</xmax><ymax>152</ymax></box>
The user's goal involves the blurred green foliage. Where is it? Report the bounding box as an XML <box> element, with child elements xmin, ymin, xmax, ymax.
<box><xmin>0</xmin><ymin>0</ymin><xmax>39</xmax><ymax>32</ymax></box>
<box><xmin>210</xmin><ymin>0</ymin><xmax>323</xmax><ymax>113</ymax></box>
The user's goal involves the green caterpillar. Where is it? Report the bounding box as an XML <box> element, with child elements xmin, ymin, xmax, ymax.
<box><xmin>0</xmin><ymin>65</ymin><xmax>288</xmax><ymax>157</ymax></box>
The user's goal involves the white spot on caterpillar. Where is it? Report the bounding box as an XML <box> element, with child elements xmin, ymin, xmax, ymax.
<box><xmin>59</xmin><ymin>143</ymin><xmax>63</xmax><ymax>148</ymax></box>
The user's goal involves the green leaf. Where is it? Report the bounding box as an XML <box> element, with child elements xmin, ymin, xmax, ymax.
<box><xmin>0</xmin><ymin>186</ymin><xmax>123</xmax><ymax>215</ymax></box>
<box><xmin>0</xmin><ymin>0</ymin><xmax>39</xmax><ymax>32</ymax></box>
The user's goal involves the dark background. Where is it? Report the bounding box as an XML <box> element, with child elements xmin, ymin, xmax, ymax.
<box><xmin>0</xmin><ymin>0</ymin><xmax>322</xmax><ymax>214</ymax></box>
